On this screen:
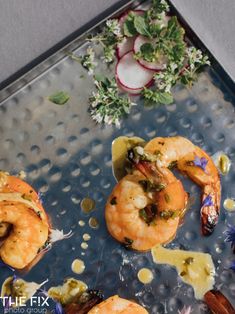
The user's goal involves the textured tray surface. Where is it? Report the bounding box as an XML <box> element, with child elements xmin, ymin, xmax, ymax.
<box><xmin>0</xmin><ymin>6</ymin><xmax>235</xmax><ymax>314</ymax></box>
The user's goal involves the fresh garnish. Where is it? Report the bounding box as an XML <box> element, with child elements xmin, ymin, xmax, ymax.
<box><xmin>77</xmin><ymin>0</ymin><xmax>210</xmax><ymax>124</ymax></box>
<box><xmin>123</xmin><ymin>237</ymin><xmax>134</xmax><ymax>249</ymax></box>
<box><xmin>54</xmin><ymin>301</ymin><xmax>64</xmax><ymax>314</ymax></box>
<box><xmin>88</xmin><ymin>19</ymin><xmax>123</xmax><ymax>63</ymax></box>
<box><xmin>139</xmin><ymin>204</ymin><xmax>158</xmax><ymax>225</ymax></box>
<box><xmin>164</xmin><ymin>193</ymin><xmax>170</xmax><ymax>203</ymax></box>
<box><xmin>202</xmin><ymin>195</ymin><xmax>213</xmax><ymax>207</ymax></box>
<box><xmin>193</xmin><ymin>156</ymin><xmax>208</xmax><ymax>172</ymax></box>
<box><xmin>48</xmin><ymin>91</ymin><xmax>70</xmax><ymax>105</ymax></box>
<box><xmin>224</xmin><ymin>225</ymin><xmax>235</xmax><ymax>253</ymax></box>
<box><xmin>81</xmin><ymin>47</ymin><xmax>97</xmax><ymax>74</ymax></box>
<box><xmin>160</xmin><ymin>210</ymin><xmax>178</xmax><ymax>219</ymax></box>
<box><xmin>168</xmin><ymin>160</ymin><xmax>178</xmax><ymax>169</ymax></box>
<box><xmin>230</xmin><ymin>261</ymin><xmax>235</xmax><ymax>272</ymax></box>
<box><xmin>89</xmin><ymin>76</ymin><xmax>135</xmax><ymax>127</ymax></box>
<box><xmin>184</xmin><ymin>257</ymin><xmax>194</xmax><ymax>265</ymax></box>
<box><xmin>138</xmin><ymin>180</ymin><xmax>165</xmax><ymax>192</ymax></box>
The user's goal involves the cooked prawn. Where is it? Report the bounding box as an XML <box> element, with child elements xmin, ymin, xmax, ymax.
<box><xmin>0</xmin><ymin>172</ymin><xmax>49</xmax><ymax>269</ymax></box>
<box><xmin>105</xmin><ymin>168</ymin><xmax>188</xmax><ymax>251</ymax></box>
<box><xmin>144</xmin><ymin>136</ymin><xmax>221</xmax><ymax>235</ymax></box>
<box><xmin>88</xmin><ymin>295</ymin><xmax>148</xmax><ymax>314</ymax></box>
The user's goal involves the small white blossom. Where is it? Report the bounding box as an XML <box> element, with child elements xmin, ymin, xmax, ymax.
<box><xmin>106</xmin><ymin>19</ymin><xmax>121</xmax><ymax>36</ymax></box>
<box><xmin>49</xmin><ymin>229</ymin><xmax>73</xmax><ymax>243</ymax></box>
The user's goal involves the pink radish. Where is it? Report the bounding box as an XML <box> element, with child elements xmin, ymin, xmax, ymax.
<box><xmin>116</xmin><ymin>51</ymin><xmax>154</xmax><ymax>94</ymax></box>
<box><xmin>134</xmin><ymin>35</ymin><xmax>168</xmax><ymax>71</ymax></box>
<box><xmin>116</xmin><ymin>10</ymin><xmax>145</xmax><ymax>59</ymax></box>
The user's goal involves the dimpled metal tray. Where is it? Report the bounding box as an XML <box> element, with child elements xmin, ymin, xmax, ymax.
<box><xmin>0</xmin><ymin>0</ymin><xmax>235</xmax><ymax>313</ymax></box>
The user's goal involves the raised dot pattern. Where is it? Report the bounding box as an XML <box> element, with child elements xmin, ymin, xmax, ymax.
<box><xmin>0</xmin><ymin>27</ymin><xmax>235</xmax><ymax>314</ymax></box>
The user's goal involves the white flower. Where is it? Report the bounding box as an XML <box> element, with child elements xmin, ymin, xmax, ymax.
<box><xmin>49</xmin><ymin>229</ymin><xmax>73</xmax><ymax>243</ymax></box>
<box><xmin>106</xmin><ymin>19</ymin><xmax>121</xmax><ymax>36</ymax></box>
<box><xmin>92</xmin><ymin>112</ymin><xmax>103</xmax><ymax>123</ymax></box>
<box><xmin>115</xmin><ymin>119</ymin><xmax>121</xmax><ymax>128</ymax></box>
<box><xmin>104</xmin><ymin>115</ymin><xmax>113</xmax><ymax>125</ymax></box>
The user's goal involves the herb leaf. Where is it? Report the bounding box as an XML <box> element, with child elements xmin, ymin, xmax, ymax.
<box><xmin>143</xmin><ymin>88</ymin><xmax>173</xmax><ymax>105</ymax></box>
<box><xmin>140</xmin><ymin>43</ymin><xmax>155</xmax><ymax>62</ymax></box>
<box><xmin>90</xmin><ymin>76</ymin><xmax>135</xmax><ymax>127</ymax></box>
<box><xmin>48</xmin><ymin>91</ymin><xmax>70</xmax><ymax>105</ymax></box>
<box><xmin>134</xmin><ymin>15</ymin><xmax>152</xmax><ymax>37</ymax></box>
<box><xmin>139</xmin><ymin>204</ymin><xmax>158</xmax><ymax>225</ymax></box>
<box><xmin>123</xmin><ymin>18</ymin><xmax>138</xmax><ymax>37</ymax></box>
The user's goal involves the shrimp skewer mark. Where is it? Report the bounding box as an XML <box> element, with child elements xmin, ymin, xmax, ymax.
<box><xmin>88</xmin><ymin>295</ymin><xmax>148</xmax><ymax>314</ymax></box>
<box><xmin>144</xmin><ymin>136</ymin><xmax>221</xmax><ymax>235</ymax></box>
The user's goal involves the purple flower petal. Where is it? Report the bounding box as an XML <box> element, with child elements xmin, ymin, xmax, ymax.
<box><xmin>193</xmin><ymin>156</ymin><xmax>208</xmax><ymax>171</ymax></box>
<box><xmin>54</xmin><ymin>302</ymin><xmax>64</xmax><ymax>314</ymax></box>
<box><xmin>202</xmin><ymin>195</ymin><xmax>213</xmax><ymax>207</ymax></box>
<box><xmin>224</xmin><ymin>225</ymin><xmax>235</xmax><ymax>251</ymax></box>
<box><xmin>230</xmin><ymin>261</ymin><xmax>235</xmax><ymax>272</ymax></box>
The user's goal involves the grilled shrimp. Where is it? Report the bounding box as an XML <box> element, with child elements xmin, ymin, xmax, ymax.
<box><xmin>144</xmin><ymin>136</ymin><xmax>221</xmax><ymax>235</ymax></box>
<box><xmin>0</xmin><ymin>172</ymin><xmax>49</xmax><ymax>269</ymax></box>
<box><xmin>106</xmin><ymin>167</ymin><xmax>188</xmax><ymax>251</ymax></box>
<box><xmin>88</xmin><ymin>295</ymin><xmax>148</xmax><ymax>314</ymax></box>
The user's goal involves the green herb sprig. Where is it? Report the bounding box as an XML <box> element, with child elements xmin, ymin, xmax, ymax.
<box><xmin>90</xmin><ymin>75</ymin><xmax>135</xmax><ymax>127</ymax></box>
<box><xmin>88</xmin><ymin>19</ymin><xmax>123</xmax><ymax>63</ymax></box>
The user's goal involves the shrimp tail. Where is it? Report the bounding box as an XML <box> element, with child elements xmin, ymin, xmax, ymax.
<box><xmin>201</xmin><ymin>189</ymin><xmax>220</xmax><ymax>236</ymax></box>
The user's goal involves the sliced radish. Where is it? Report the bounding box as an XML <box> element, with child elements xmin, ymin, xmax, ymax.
<box><xmin>134</xmin><ymin>35</ymin><xmax>168</xmax><ymax>71</ymax></box>
<box><xmin>116</xmin><ymin>51</ymin><xmax>154</xmax><ymax>94</ymax></box>
<box><xmin>117</xmin><ymin>81</ymin><xmax>143</xmax><ymax>95</ymax></box>
<box><xmin>117</xmin><ymin>37</ymin><xmax>136</xmax><ymax>59</ymax></box>
<box><xmin>116</xmin><ymin>10</ymin><xmax>145</xmax><ymax>59</ymax></box>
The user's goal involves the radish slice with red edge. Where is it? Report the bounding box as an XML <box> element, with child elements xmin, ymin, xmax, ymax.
<box><xmin>134</xmin><ymin>35</ymin><xmax>168</xmax><ymax>71</ymax></box>
<box><xmin>116</xmin><ymin>10</ymin><xmax>145</xmax><ymax>59</ymax></box>
<box><xmin>116</xmin><ymin>51</ymin><xmax>154</xmax><ymax>94</ymax></box>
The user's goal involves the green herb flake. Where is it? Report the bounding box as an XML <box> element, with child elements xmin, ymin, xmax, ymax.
<box><xmin>123</xmin><ymin>237</ymin><xmax>134</xmax><ymax>249</ymax></box>
<box><xmin>21</xmin><ymin>193</ymin><xmax>32</xmax><ymax>201</ymax></box>
<box><xmin>36</xmin><ymin>211</ymin><xmax>42</xmax><ymax>218</ymax></box>
<box><xmin>204</xmin><ymin>267</ymin><xmax>211</xmax><ymax>276</ymax></box>
<box><xmin>90</xmin><ymin>76</ymin><xmax>135</xmax><ymax>127</ymax></box>
<box><xmin>123</xmin><ymin>17</ymin><xmax>138</xmax><ymax>37</ymax></box>
<box><xmin>160</xmin><ymin>210</ymin><xmax>178</xmax><ymax>220</ymax></box>
<box><xmin>48</xmin><ymin>91</ymin><xmax>70</xmax><ymax>105</ymax></box>
<box><xmin>184</xmin><ymin>257</ymin><xmax>194</xmax><ymax>265</ymax></box>
<box><xmin>168</xmin><ymin>160</ymin><xmax>178</xmax><ymax>170</ymax></box>
<box><xmin>110</xmin><ymin>196</ymin><xmax>117</xmax><ymax>205</ymax></box>
<box><xmin>138</xmin><ymin>180</ymin><xmax>165</xmax><ymax>193</ymax></box>
<box><xmin>164</xmin><ymin>193</ymin><xmax>170</xmax><ymax>203</ymax></box>
<box><xmin>134</xmin><ymin>15</ymin><xmax>152</xmax><ymax>37</ymax></box>
<box><xmin>139</xmin><ymin>204</ymin><xmax>158</xmax><ymax>225</ymax></box>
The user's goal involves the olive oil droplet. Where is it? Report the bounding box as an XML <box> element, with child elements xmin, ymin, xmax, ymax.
<box><xmin>71</xmin><ymin>259</ymin><xmax>85</xmax><ymax>274</ymax></box>
<box><xmin>137</xmin><ymin>268</ymin><xmax>154</xmax><ymax>284</ymax></box>
<box><xmin>89</xmin><ymin>217</ymin><xmax>99</xmax><ymax>229</ymax></box>
<box><xmin>81</xmin><ymin>197</ymin><xmax>95</xmax><ymax>214</ymax></box>
<box><xmin>223</xmin><ymin>198</ymin><xmax>235</xmax><ymax>212</ymax></box>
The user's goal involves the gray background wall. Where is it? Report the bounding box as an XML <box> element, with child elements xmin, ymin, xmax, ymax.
<box><xmin>0</xmin><ymin>0</ymin><xmax>234</xmax><ymax>85</ymax></box>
